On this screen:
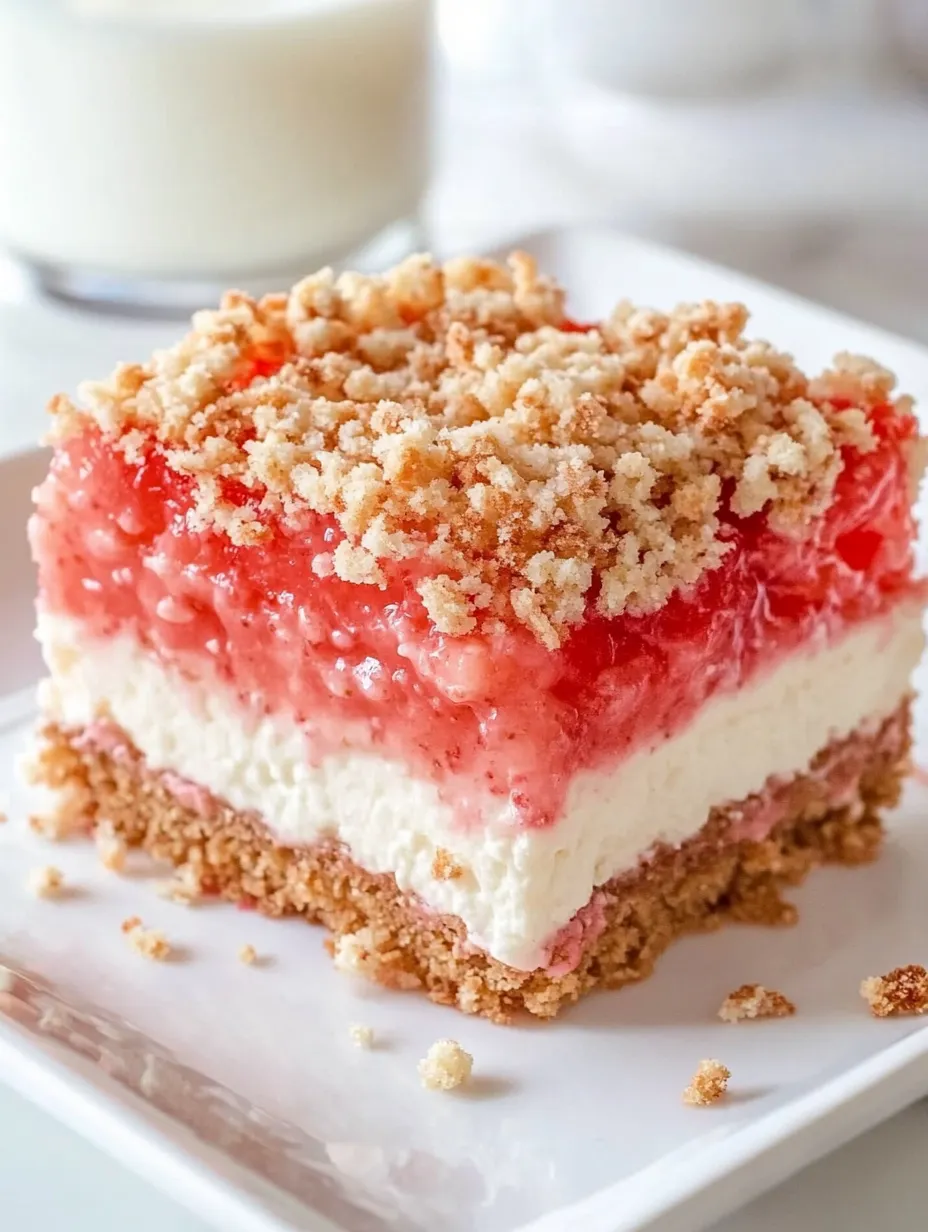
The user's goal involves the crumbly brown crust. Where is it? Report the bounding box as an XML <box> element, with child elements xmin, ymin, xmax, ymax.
<box><xmin>683</xmin><ymin>1059</ymin><xmax>730</xmax><ymax>1106</ymax></box>
<box><xmin>31</xmin><ymin>704</ymin><xmax>909</xmax><ymax>1022</ymax></box>
<box><xmin>718</xmin><ymin>983</ymin><xmax>796</xmax><ymax>1023</ymax></box>
<box><xmin>156</xmin><ymin>863</ymin><xmax>202</xmax><ymax>906</ymax></box>
<box><xmin>47</xmin><ymin>253</ymin><xmax>910</xmax><ymax>648</ymax></box>
<box><xmin>860</xmin><ymin>965</ymin><xmax>928</xmax><ymax>1017</ymax></box>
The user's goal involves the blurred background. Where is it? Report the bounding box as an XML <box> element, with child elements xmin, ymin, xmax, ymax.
<box><xmin>1</xmin><ymin>0</ymin><xmax>927</xmax><ymax>340</ymax></box>
<box><xmin>432</xmin><ymin>0</ymin><xmax>928</xmax><ymax>341</ymax></box>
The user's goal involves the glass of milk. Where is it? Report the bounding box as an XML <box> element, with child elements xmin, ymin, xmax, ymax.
<box><xmin>0</xmin><ymin>0</ymin><xmax>432</xmax><ymax>311</ymax></box>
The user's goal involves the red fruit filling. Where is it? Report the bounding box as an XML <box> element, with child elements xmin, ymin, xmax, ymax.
<box><xmin>32</xmin><ymin>404</ymin><xmax>919</xmax><ymax>830</ymax></box>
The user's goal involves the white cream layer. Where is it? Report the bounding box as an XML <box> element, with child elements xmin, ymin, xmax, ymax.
<box><xmin>37</xmin><ymin>607</ymin><xmax>923</xmax><ymax>970</ymax></box>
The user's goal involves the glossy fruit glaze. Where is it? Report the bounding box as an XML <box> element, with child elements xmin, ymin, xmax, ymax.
<box><xmin>32</xmin><ymin>403</ymin><xmax>920</xmax><ymax>830</ymax></box>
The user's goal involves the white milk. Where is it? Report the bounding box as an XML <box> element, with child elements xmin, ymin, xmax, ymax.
<box><xmin>0</xmin><ymin>0</ymin><xmax>431</xmax><ymax>280</ymax></box>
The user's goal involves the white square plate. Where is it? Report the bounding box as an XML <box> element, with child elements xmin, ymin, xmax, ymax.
<box><xmin>2</xmin><ymin>228</ymin><xmax>928</xmax><ymax>1232</ymax></box>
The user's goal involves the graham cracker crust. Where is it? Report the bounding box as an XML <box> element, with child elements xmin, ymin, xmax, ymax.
<box><xmin>33</xmin><ymin>705</ymin><xmax>911</xmax><ymax>1023</ymax></box>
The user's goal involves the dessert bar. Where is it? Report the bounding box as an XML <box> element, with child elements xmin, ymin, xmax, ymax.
<box><xmin>30</xmin><ymin>253</ymin><xmax>925</xmax><ymax>1021</ymax></box>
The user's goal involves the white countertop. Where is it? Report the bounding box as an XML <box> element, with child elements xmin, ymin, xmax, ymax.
<box><xmin>3</xmin><ymin>75</ymin><xmax>928</xmax><ymax>1232</ymax></box>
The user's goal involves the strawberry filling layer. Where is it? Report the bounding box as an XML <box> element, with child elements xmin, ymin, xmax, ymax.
<box><xmin>31</xmin><ymin>404</ymin><xmax>919</xmax><ymax>832</ymax></box>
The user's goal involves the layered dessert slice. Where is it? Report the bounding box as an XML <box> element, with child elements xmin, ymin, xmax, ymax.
<box><xmin>30</xmin><ymin>253</ymin><xmax>924</xmax><ymax>1021</ymax></box>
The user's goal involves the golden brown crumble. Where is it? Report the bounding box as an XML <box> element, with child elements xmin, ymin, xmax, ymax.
<box><xmin>237</xmin><ymin>943</ymin><xmax>258</xmax><ymax>966</ymax></box>
<box><xmin>431</xmin><ymin>848</ymin><xmax>464</xmax><ymax>881</ymax></box>
<box><xmin>860</xmin><ymin>965</ymin><xmax>928</xmax><ymax>1017</ymax></box>
<box><xmin>348</xmin><ymin>1023</ymin><xmax>374</xmax><ymax>1049</ymax></box>
<box><xmin>683</xmin><ymin>1059</ymin><xmax>730</xmax><ymax>1106</ymax></box>
<box><xmin>48</xmin><ymin>254</ymin><xmax>912</xmax><ymax>648</ymax></box>
<box><xmin>123</xmin><ymin>918</ymin><xmax>171</xmax><ymax>961</ymax></box>
<box><xmin>418</xmin><ymin>1039</ymin><xmax>473</xmax><ymax>1091</ymax></box>
<box><xmin>28</xmin><ymin>865</ymin><xmax>64</xmax><ymax>898</ymax></box>
<box><xmin>718</xmin><ymin>983</ymin><xmax>796</xmax><ymax>1023</ymax></box>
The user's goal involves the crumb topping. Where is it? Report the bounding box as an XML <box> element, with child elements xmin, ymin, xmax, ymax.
<box><xmin>860</xmin><ymin>965</ymin><xmax>928</xmax><ymax>1017</ymax></box>
<box><xmin>418</xmin><ymin>1038</ymin><xmax>473</xmax><ymax>1091</ymax></box>
<box><xmin>718</xmin><ymin>983</ymin><xmax>796</xmax><ymax>1023</ymax></box>
<box><xmin>122</xmin><ymin>917</ymin><xmax>171</xmax><ymax>961</ymax></box>
<box><xmin>51</xmin><ymin>253</ymin><xmax>909</xmax><ymax>647</ymax></box>
<box><xmin>348</xmin><ymin>1023</ymin><xmax>374</xmax><ymax>1049</ymax></box>
<box><xmin>683</xmin><ymin>1058</ymin><xmax>730</xmax><ymax>1106</ymax></box>
<box><xmin>28</xmin><ymin>865</ymin><xmax>64</xmax><ymax>898</ymax></box>
<box><xmin>431</xmin><ymin>847</ymin><xmax>464</xmax><ymax>881</ymax></box>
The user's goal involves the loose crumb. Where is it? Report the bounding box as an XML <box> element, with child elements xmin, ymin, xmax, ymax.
<box><xmin>718</xmin><ymin>984</ymin><xmax>796</xmax><ymax>1023</ymax></box>
<box><xmin>348</xmin><ymin>1024</ymin><xmax>374</xmax><ymax>1049</ymax></box>
<box><xmin>123</xmin><ymin>918</ymin><xmax>171</xmax><ymax>961</ymax></box>
<box><xmin>417</xmin><ymin>1039</ymin><xmax>473</xmax><ymax>1092</ymax></box>
<box><xmin>860</xmin><ymin>965</ymin><xmax>928</xmax><ymax>1017</ymax></box>
<box><xmin>237</xmin><ymin>944</ymin><xmax>258</xmax><ymax>966</ymax></box>
<box><xmin>28</xmin><ymin>865</ymin><xmax>64</xmax><ymax>898</ymax></box>
<box><xmin>333</xmin><ymin>928</ymin><xmax>378</xmax><ymax>976</ymax></box>
<box><xmin>683</xmin><ymin>1059</ymin><xmax>730</xmax><ymax>1107</ymax></box>
<box><xmin>95</xmin><ymin>820</ymin><xmax>127</xmax><ymax>872</ymax></box>
<box><xmin>0</xmin><ymin>811</ymin><xmax>7</xmax><ymax>826</ymax></box>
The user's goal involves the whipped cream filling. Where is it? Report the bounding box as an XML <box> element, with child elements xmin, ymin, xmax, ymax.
<box><xmin>36</xmin><ymin>607</ymin><xmax>924</xmax><ymax>969</ymax></box>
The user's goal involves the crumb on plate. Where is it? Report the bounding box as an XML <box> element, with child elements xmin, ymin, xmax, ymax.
<box><xmin>718</xmin><ymin>983</ymin><xmax>796</xmax><ymax>1023</ymax></box>
<box><xmin>418</xmin><ymin>1039</ymin><xmax>473</xmax><ymax>1092</ymax></box>
<box><xmin>123</xmin><ymin>918</ymin><xmax>171</xmax><ymax>961</ymax></box>
<box><xmin>683</xmin><ymin>1059</ymin><xmax>730</xmax><ymax>1107</ymax></box>
<box><xmin>860</xmin><ymin>965</ymin><xmax>928</xmax><ymax>1017</ymax></box>
<box><xmin>237</xmin><ymin>943</ymin><xmax>257</xmax><ymax>965</ymax></box>
<box><xmin>28</xmin><ymin>865</ymin><xmax>64</xmax><ymax>898</ymax></box>
<box><xmin>348</xmin><ymin>1024</ymin><xmax>374</xmax><ymax>1049</ymax></box>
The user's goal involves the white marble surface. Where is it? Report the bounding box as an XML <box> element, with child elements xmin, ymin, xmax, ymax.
<box><xmin>3</xmin><ymin>76</ymin><xmax>928</xmax><ymax>1232</ymax></box>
